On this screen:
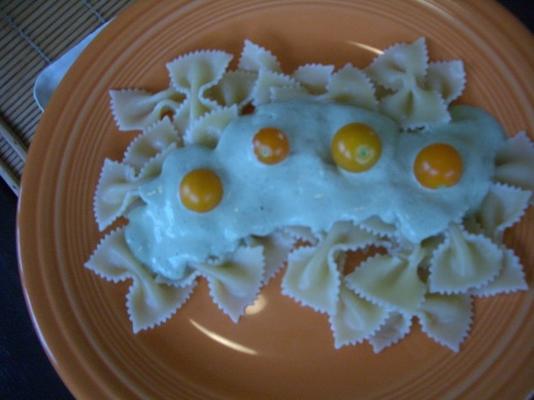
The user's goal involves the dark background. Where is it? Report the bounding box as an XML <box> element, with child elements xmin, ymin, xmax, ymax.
<box><xmin>0</xmin><ymin>2</ymin><xmax>532</xmax><ymax>399</ymax></box>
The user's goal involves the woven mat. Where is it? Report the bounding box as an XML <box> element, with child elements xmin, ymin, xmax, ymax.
<box><xmin>0</xmin><ymin>0</ymin><xmax>132</xmax><ymax>178</ymax></box>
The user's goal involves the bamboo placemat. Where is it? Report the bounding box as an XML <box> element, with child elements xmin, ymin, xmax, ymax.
<box><xmin>0</xmin><ymin>0</ymin><xmax>132</xmax><ymax>195</ymax></box>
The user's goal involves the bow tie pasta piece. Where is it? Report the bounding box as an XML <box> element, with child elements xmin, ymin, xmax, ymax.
<box><xmin>329</xmin><ymin>284</ymin><xmax>388</xmax><ymax>349</ymax></box>
<box><xmin>165</xmin><ymin>97</ymin><xmax>193</xmax><ymax>133</ymax></box>
<box><xmin>238</xmin><ymin>39</ymin><xmax>281</xmax><ymax>73</ymax></box>
<box><xmin>85</xmin><ymin>229</ymin><xmax>197</xmax><ymax>333</ymax></box>
<box><xmin>292</xmin><ymin>64</ymin><xmax>335</xmax><ymax>95</ymax></box>
<box><xmin>282</xmin><ymin>246</ymin><xmax>339</xmax><ymax>314</ymax></box>
<box><xmin>471</xmin><ymin>248</ymin><xmax>527</xmax><ymax>297</ymax></box>
<box><xmin>418</xmin><ymin>235</ymin><xmax>445</xmax><ymax>266</ymax></box>
<box><xmin>366</xmin><ymin>37</ymin><xmax>428</xmax><ymax>91</ymax></box>
<box><xmin>136</xmin><ymin>144</ymin><xmax>176</xmax><ymax>180</ymax></box>
<box><xmin>123</xmin><ymin>117</ymin><xmax>181</xmax><ymax>170</ymax></box>
<box><xmin>247</xmin><ymin>230</ymin><xmax>296</xmax><ymax>285</ymax></box>
<box><xmin>282</xmin><ymin>226</ymin><xmax>321</xmax><ymax>246</ymax></box>
<box><xmin>429</xmin><ymin>224</ymin><xmax>502</xmax><ymax>293</ymax></box>
<box><xmin>110</xmin><ymin>88</ymin><xmax>186</xmax><ymax>131</ymax></box>
<box><xmin>285</xmin><ymin>65</ymin><xmax>331</xmax><ymax>101</ymax></box>
<box><xmin>380</xmin><ymin>84</ymin><xmax>449</xmax><ymax>128</ymax></box>
<box><xmin>358</xmin><ymin>216</ymin><xmax>398</xmax><ymax>238</ymax></box>
<box><xmin>417</xmin><ymin>293</ymin><xmax>472</xmax><ymax>352</ymax></box>
<box><xmin>167</xmin><ymin>50</ymin><xmax>233</xmax><ymax>120</ymax></box>
<box><xmin>367</xmin><ymin>311</ymin><xmax>412</xmax><ymax>353</ymax></box>
<box><xmin>251</xmin><ymin>69</ymin><xmax>301</xmax><ymax>106</ymax></box>
<box><xmin>282</xmin><ymin>222</ymin><xmax>378</xmax><ymax>314</ymax></box>
<box><xmin>183</xmin><ymin>105</ymin><xmax>238</xmax><ymax>148</ymax></box>
<box><xmin>195</xmin><ymin>245</ymin><xmax>265</xmax><ymax>322</ymax></box>
<box><xmin>269</xmin><ymin>86</ymin><xmax>313</xmax><ymax>103</ymax></box>
<box><xmin>93</xmin><ymin>159</ymin><xmax>141</xmax><ymax>230</ymax></box>
<box><xmin>425</xmin><ymin>61</ymin><xmax>466</xmax><ymax>104</ymax></box>
<box><xmin>204</xmin><ymin>70</ymin><xmax>257</xmax><ymax>110</ymax></box>
<box><xmin>495</xmin><ymin>132</ymin><xmax>534</xmax><ymax>193</ymax></box>
<box><xmin>366</xmin><ymin>37</ymin><xmax>462</xmax><ymax>128</ymax></box>
<box><xmin>475</xmin><ymin>182</ymin><xmax>531</xmax><ymax>241</ymax></box>
<box><xmin>94</xmin><ymin>144</ymin><xmax>180</xmax><ymax>231</ymax></box>
<box><xmin>345</xmin><ymin>246</ymin><xmax>427</xmax><ymax>313</ymax></box>
<box><xmin>324</xmin><ymin>64</ymin><xmax>377</xmax><ymax>110</ymax></box>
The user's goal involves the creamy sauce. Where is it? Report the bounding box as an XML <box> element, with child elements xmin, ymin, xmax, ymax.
<box><xmin>124</xmin><ymin>101</ymin><xmax>505</xmax><ymax>280</ymax></box>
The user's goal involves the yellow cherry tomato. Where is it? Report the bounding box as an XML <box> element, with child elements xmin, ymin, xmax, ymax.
<box><xmin>253</xmin><ymin>127</ymin><xmax>290</xmax><ymax>165</ymax></box>
<box><xmin>179</xmin><ymin>169</ymin><xmax>223</xmax><ymax>212</ymax></box>
<box><xmin>331</xmin><ymin>123</ymin><xmax>382</xmax><ymax>172</ymax></box>
<box><xmin>413</xmin><ymin>143</ymin><xmax>463</xmax><ymax>189</ymax></box>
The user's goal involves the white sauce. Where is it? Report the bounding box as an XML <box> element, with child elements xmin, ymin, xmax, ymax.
<box><xmin>124</xmin><ymin>101</ymin><xmax>505</xmax><ymax>280</ymax></box>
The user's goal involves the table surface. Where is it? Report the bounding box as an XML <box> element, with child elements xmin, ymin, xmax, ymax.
<box><xmin>1</xmin><ymin>1</ymin><xmax>532</xmax><ymax>399</ymax></box>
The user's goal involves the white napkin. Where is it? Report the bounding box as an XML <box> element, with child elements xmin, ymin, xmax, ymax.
<box><xmin>33</xmin><ymin>23</ymin><xmax>108</xmax><ymax>111</ymax></box>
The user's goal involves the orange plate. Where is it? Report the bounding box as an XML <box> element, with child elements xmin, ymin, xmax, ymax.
<box><xmin>18</xmin><ymin>1</ymin><xmax>534</xmax><ymax>399</ymax></box>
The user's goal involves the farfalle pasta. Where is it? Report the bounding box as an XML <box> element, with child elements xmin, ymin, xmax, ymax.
<box><xmin>167</xmin><ymin>50</ymin><xmax>233</xmax><ymax>120</ymax></box>
<box><xmin>495</xmin><ymin>132</ymin><xmax>534</xmax><ymax>192</ymax></box>
<box><xmin>292</xmin><ymin>64</ymin><xmax>334</xmax><ymax>95</ymax></box>
<box><xmin>110</xmin><ymin>88</ymin><xmax>186</xmax><ymax>131</ymax></box>
<box><xmin>238</xmin><ymin>39</ymin><xmax>281</xmax><ymax>72</ymax></box>
<box><xmin>205</xmin><ymin>70</ymin><xmax>257</xmax><ymax>109</ymax></box>
<box><xmin>471</xmin><ymin>248</ymin><xmax>528</xmax><ymax>297</ymax></box>
<box><xmin>251</xmin><ymin>69</ymin><xmax>301</xmax><ymax>105</ymax></box>
<box><xmin>247</xmin><ymin>229</ymin><xmax>295</xmax><ymax>284</ymax></box>
<box><xmin>425</xmin><ymin>61</ymin><xmax>465</xmax><ymax>104</ymax></box>
<box><xmin>324</xmin><ymin>64</ymin><xmax>377</xmax><ymax>109</ymax></box>
<box><xmin>93</xmin><ymin>160</ymin><xmax>140</xmax><ymax>230</ymax></box>
<box><xmin>330</xmin><ymin>284</ymin><xmax>388</xmax><ymax>349</ymax></box>
<box><xmin>184</xmin><ymin>105</ymin><xmax>238</xmax><ymax>147</ymax></box>
<box><xmin>367</xmin><ymin>311</ymin><xmax>412</xmax><ymax>353</ymax></box>
<box><xmin>86</xmin><ymin>229</ymin><xmax>197</xmax><ymax>332</ymax></box>
<box><xmin>417</xmin><ymin>293</ymin><xmax>472</xmax><ymax>352</ymax></box>
<box><xmin>474</xmin><ymin>182</ymin><xmax>531</xmax><ymax>240</ymax></box>
<box><xmin>429</xmin><ymin>224</ymin><xmax>503</xmax><ymax>293</ymax></box>
<box><xmin>366</xmin><ymin>38</ymin><xmax>470</xmax><ymax>129</ymax></box>
<box><xmin>196</xmin><ymin>245</ymin><xmax>265</xmax><ymax>322</ymax></box>
<box><xmin>87</xmin><ymin>38</ymin><xmax>532</xmax><ymax>354</ymax></box>
<box><xmin>346</xmin><ymin>247</ymin><xmax>428</xmax><ymax>313</ymax></box>
<box><xmin>282</xmin><ymin>222</ymin><xmax>376</xmax><ymax>314</ymax></box>
<box><xmin>123</xmin><ymin>117</ymin><xmax>181</xmax><ymax>169</ymax></box>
